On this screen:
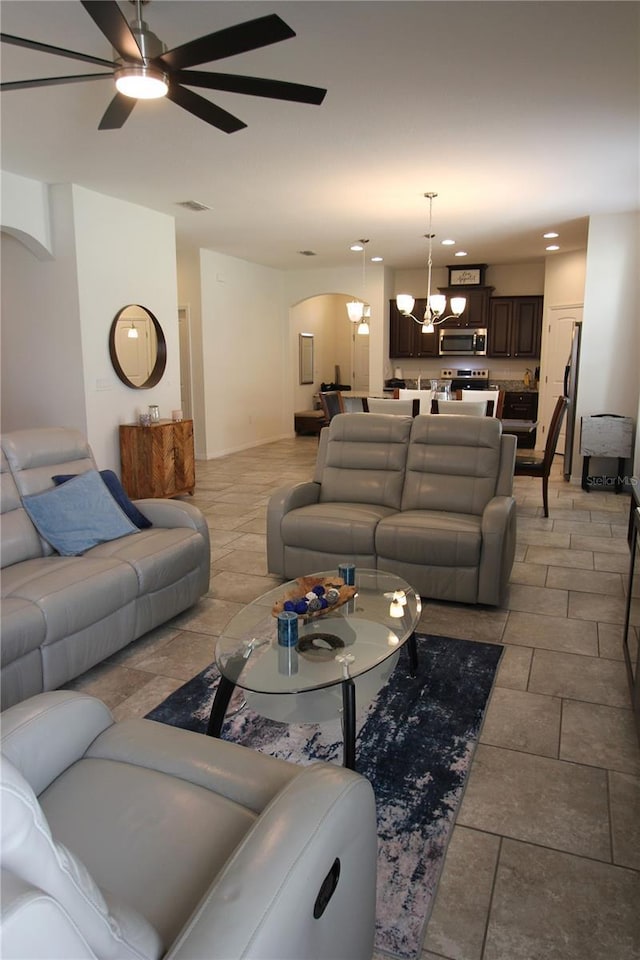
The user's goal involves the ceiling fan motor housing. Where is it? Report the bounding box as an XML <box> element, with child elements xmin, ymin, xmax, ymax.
<box><xmin>119</xmin><ymin>17</ymin><xmax>165</xmax><ymax>62</ymax></box>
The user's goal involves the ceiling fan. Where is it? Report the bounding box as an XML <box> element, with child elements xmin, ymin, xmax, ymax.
<box><xmin>0</xmin><ymin>0</ymin><xmax>327</xmax><ymax>133</ymax></box>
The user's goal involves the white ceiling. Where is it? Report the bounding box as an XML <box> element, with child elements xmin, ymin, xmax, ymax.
<box><xmin>1</xmin><ymin>1</ymin><xmax>638</xmax><ymax>271</ymax></box>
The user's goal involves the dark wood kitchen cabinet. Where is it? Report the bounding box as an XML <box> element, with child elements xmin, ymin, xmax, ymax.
<box><xmin>436</xmin><ymin>286</ymin><xmax>493</xmax><ymax>328</ymax></box>
<box><xmin>488</xmin><ymin>296</ymin><xmax>542</xmax><ymax>358</ymax></box>
<box><xmin>389</xmin><ymin>299</ymin><xmax>438</xmax><ymax>358</ymax></box>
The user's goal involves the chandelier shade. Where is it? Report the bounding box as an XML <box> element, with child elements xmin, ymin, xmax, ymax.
<box><xmin>346</xmin><ymin>239</ymin><xmax>371</xmax><ymax>334</ymax></box>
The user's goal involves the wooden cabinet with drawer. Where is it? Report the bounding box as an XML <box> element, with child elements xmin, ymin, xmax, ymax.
<box><xmin>119</xmin><ymin>419</ymin><xmax>195</xmax><ymax>499</ymax></box>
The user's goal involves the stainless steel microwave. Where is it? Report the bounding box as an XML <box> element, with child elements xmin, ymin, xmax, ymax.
<box><xmin>439</xmin><ymin>328</ymin><xmax>487</xmax><ymax>356</ymax></box>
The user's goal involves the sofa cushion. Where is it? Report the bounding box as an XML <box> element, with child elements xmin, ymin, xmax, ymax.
<box><xmin>402</xmin><ymin>416</ymin><xmax>502</xmax><ymax>515</ymax></box>
<box><xmin>22</xmin><ymin>470</ymin><xmax>138</xmax><ymax>556</ymax></box>
<box><xmin>52</xmin><ymin>470</ymin><xmax>152</xmax><ymax>529</ymax></box>
<box><xmin>319</xmin><ymin>413</ymin><xmax>412</xmax><ymax>510</ymax></box>
<box><xmin>86</xmin><ymin>528</ymin><xmax>207</xmax><ymax>594</ymax></box>
<box><xmin>1</xmin><ymin>452</ymin><xmax>43</xmax><ymax>569</ymax></box>
<box><xmin>281</xmin><ymin>502</ymin><xmax>398</xmax><ymax>556</ymax></box>
<box><xmin>0</xmin><ymin>598</ymin><xmax>46</xmax><ymax>667</ymax></box>
<box><xmin>1</xmin><ymin>557</ymin><xmax>139</xmax><ymax>645</ymax></box>
<box><xmin>376</xmin><ymin>510</ymin><xmax>483</xmax><ymax>567</ymax></box>
<box><xmin>1</xmin><ymin>757</ymin><xmax>163</xmax><ymax>960</ymax></box>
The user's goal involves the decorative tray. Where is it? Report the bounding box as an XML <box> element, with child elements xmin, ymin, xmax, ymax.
<box><xmin>271</xmin><ymin>575</ymin><xmax>357</xmax><ymax>619</ymax></box>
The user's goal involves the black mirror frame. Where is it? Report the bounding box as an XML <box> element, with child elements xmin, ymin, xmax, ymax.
<box><xmin>109</xmin><ymin>305</ymin><xmax>167</xmax><ymax>389</ymax></box>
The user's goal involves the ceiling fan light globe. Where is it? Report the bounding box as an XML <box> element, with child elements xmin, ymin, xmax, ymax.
<box><xmin>115</xmin><ymin>65</ymin><xmax>168</xmax><ymax>99</ymax></box>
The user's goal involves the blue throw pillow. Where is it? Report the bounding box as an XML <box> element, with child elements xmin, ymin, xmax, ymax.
<box><xmin>52</xmin><ymin>469</ymin><xmax>152</xmax><ymax>529</ymax></box>
<box><xmin>23</xmin><ymin>469</ymin><xmax>139</xmax><ymax>556</ymax></box>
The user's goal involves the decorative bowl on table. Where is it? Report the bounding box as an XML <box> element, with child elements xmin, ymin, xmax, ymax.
<box><xmin>271</xmin><ymin>575</ymin><xmax>357</xmax><ymax>619</ymax></box>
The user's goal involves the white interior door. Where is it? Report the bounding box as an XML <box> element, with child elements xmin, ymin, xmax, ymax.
<box><xmin>538</xmin><ymin>305</ymin><xmax>583</xmax><ymax>450</ymax></box>
<box><xmin>178</xmin><ymin>306</ymin><xmax>193</xmax><ymax>420</ymax></box>
<box><xmin>352</xmin><ymin>328</ymin><xmax>369</xmax><ymax>392</ymax></box>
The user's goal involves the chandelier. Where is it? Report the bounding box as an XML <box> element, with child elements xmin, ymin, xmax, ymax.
<box><xmin>346</xmin><ymin>239</ymin><xmax>371</xmax><ymax>335</ymax></box>
<box><xmin>396</xmin><ymin>192</ymin><xmax>466</xmax><ymax>333</ymax></box>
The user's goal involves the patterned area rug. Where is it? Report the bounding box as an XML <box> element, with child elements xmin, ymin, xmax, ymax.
<box><xmin>146</xmin><ymin>633</ymin><xmax>503</xmax><ymax>959</ymax></box>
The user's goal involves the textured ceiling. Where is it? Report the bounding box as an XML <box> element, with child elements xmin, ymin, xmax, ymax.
<box><xmin>1</xmin><ymin>1</ymin><xmax>638</xmax><ymax>270</ymax></box>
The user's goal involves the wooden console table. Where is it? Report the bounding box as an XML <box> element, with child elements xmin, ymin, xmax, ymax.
<box><xmin>119</xmin><ymin>419</ymin><xmax>195</xmax><ymax>498</ymax></box>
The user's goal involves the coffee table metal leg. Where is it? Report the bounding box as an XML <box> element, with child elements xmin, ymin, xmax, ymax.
<box><xmin>206</xmin><ymin>675</ymin><xmax>236</xmax><ymax>737</ymax></box>
<box><xmin>341</xmin><ymin>678</ymin><xmax>356</xmax><ymax>770</ymax></box>
<box><xmin>407</xmin><ymin>632</ymin><xmax>418</xmax><ymax>677</ymax></box>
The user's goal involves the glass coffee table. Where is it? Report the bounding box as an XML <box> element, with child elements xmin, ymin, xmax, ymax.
<box><xmin>206</xmin><ymin>569</ymin><xmax>421</xmax><ymax>770</ymax></box>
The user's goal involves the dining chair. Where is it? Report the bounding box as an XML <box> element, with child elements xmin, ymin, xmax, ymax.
<box><xmin>434</xmin><ymin>399</ymin><xmax>488</xmax><ymax>417</ymax></box>
<box><xmin>395</xmin><ymin>388</ymin><xmax>434</xmax><ymax>414</ymax></box>
<box><xmin>363</xmin><ymin>397</ymin><xmax>419</xmax><ymax>415</ymax></box>
<box><xmin>460</xmin><ymin>389</ymin><xmax>505</xmax><ymax>417</ymax></box>
<box><xmin>513</xmin><ymin>395</ymin><xmax>568</xmax><ymax>517</ymax></box>
<box><xmin>319</xmin><ymin>390</ymin><xmax>345</xmax><ymax>422</ymax></box>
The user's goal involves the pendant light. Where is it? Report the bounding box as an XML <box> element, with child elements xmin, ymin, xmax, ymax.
<box><xmin>396</xmin><ymin>193</ymin><xmax>466</xmax><ymax>333</ymax></box>
<box><xmin>346</xmin><ymin>239</ymin><xmax>371</xmax><ymax>335</ymax></box>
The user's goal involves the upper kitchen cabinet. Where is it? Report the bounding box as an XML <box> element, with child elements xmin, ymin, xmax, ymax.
<box><xmin>389</xmin><ymin>299</ymin><xmax>439</xmax><ymax>358</ymax></box>
<box><xmin>436</xmin><ymin>286</ymin><xmax>493</xmax><ymax>328</ymax></box>
<box><xmin>488</xmin><ymin>296</ymin><xmax>543</xmax><ymax>358</ymax></box>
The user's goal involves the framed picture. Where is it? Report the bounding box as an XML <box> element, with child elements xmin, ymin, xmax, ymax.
<box><xmin>299</xmin><ymin>333</ymin><xmax>314</xmax><ymax>384</ymax></box>
<box><xmin>448</xmin><ymin>264</ymin><xmax>487</xmax><ymax>286</ymax></box>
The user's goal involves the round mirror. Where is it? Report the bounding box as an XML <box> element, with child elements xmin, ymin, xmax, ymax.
<box><xmin>109</xmin><ymin>304</ymin><xmax>167</xmax><ymax>389</ymax></box>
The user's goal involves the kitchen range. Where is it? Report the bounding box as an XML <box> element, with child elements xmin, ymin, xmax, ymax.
<box><xmin>440</xmin><ymin>368</ymin><xmax>490</xmax><ymax>391</ymax></box>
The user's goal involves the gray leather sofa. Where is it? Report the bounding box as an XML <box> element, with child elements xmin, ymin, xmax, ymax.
<box><xmin>1</xmin><ymin>428</ymin><xmax>210</xmax><ymax>709</ymax></box>
<box><xmin>0</xmin><ymin>690</ymin><xmax>377</xmax><ymax>960</ymax></box>
<box><xmin>267</xmin><ymin>413</ymin><xmax>517</xmax><ymax>605</ymax></box>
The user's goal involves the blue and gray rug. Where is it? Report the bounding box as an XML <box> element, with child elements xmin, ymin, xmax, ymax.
<box><xmin>146</xmin><ymin>633</ymin><xmax>503</xmax><ymax>959</ymax></box>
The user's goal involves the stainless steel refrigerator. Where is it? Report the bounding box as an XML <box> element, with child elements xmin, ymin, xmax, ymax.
<box><xmin>563</xmin><ymin>321</ymin><xmax>582</xmax><ymax>480</ymax></box>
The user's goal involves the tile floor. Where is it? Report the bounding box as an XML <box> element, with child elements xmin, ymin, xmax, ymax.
<box><xmin>66</xmin><ymin>437</ymin><xmax>640</xmax><ymax>960</ymax></box>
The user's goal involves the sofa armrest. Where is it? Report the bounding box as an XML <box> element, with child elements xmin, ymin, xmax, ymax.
<box><xmin>0</xmin><ymin>692</ymin><xmax>114</xmax><ymax>796</ymax></box>
<box><xmin>0</xmin><ymin>871</ymin><xmax>99</xmax><ymax>960</ymax></box>
<box><xmin>133</xmin><ymin>499</ymin><xmax>209</xmax><ymax>543</ymax></box>
<box><xmin>267</xmin><ymin>482</ymin><xmax>321</xmax><ymax>575</ymax></box>
<box><xmin>85</xmin><ymin>718</ymin><xmax>300</xmax><ymax>815</ymax></box>
<box><xmin>166</xmin><ymin>764</ymin><xmax>377</xmax><ymax>960</ymax></box>
<box><xmin>478</xmin><ymin>496</ymin><xmax>517</xmax><ymax>605</ymax></box>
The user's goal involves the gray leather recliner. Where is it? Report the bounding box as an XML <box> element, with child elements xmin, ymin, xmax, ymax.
<box><xmin>0</xmin><ymin>691</ymin><xmax>377</xmax><ymax>960</ymax></box>
<box><xmin>267</xmin><ymin>413</ymin><xmax>517</xmax><ymax>606</ymax></box>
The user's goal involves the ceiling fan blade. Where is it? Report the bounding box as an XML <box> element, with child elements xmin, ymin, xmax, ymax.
<box><xmin>80</xmin><ymin>1</ymin><xmax>142</xmax><ymax>62</ymax></box>
<box><xmin>175</xmin><ymin>70</ymin><xmax>327</xmax><ymax>106</ymax></box>
<box><xmin>98</xmin><ymin>92</ymin><xmax>137</xmax><ymax>130</ymax></box>
<box><xmin>0</xmin><ymin>32</ymin><xmax>116</xmax><ymax>68</ymax></box>
<box><xmin>167</xmin><ymin>84</ymin><xmax>246</xmax><ymax>133</ymax></box>
<box><xmin>159</xmin><ymin>14</ymin><xmax>295</xmax><ymax>71</ymax></box>
<box><xmin>1</xmin><ymin>73</ymin><xmax>112</xmax><ymax>91</ymax></box>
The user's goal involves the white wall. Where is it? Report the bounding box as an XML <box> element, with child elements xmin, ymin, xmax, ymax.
<box><xmin>0</xmin><ymin>170</ymin><xmax>52</xmax><ymax>259</ymax></box>
<box><xmin>1</xmin><ymin>187</ymin><xmax>86</xmax><ymax>436</ymax></box>
<box><xmin>1</xmin><ymin>178</ymin><xmax>180</xmax><ymax>472</ymax></box>
<box><xmin>177</xmin><ymin>247</ymin><xmax>206</xmax><ymax>459</ymax></box>
<box><xmin>290</xmin><ymin>294</ymin><xmax>352</xmax><ymax>412</ymax></box>
<box><xmin>198</xmin><ymin>250</ymin><xmax>288</xmax><ymax>458</ymax></box>
<box><xmin>70</xmin><ymin>186</ymin><xmax>180</xmax><ymax>469</ymax></box>
<box><xmin>579</xmin><ymin>212</ymin><xmax>639</xmax><ymax>480</ymax></box>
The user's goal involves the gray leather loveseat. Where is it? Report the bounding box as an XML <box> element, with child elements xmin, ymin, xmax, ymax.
<box><xmin>0</xmin><ymin>690</ymin><xmax>377</xmax><ymax>960</ymax></box>
<box><xmin>1</xmin><ymin>427</ymin><xmax>210</xmax><ymax>709</ymax></box>
<box><xmin>267</xmin><ymin>413</ymin><xmax>517</xmax><ymax>605</ymax></box>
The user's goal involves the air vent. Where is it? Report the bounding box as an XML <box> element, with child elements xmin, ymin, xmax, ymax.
<box><xmin>176</xmin><ymin>200</ymin><xmax>211</xmax><ymax>212</ymax></box>
<box><xmin>298</xmin><ymin>250</ymin><xmax>317</xmax><ymax>256</ymax></box>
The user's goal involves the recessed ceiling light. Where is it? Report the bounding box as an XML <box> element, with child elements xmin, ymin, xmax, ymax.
<box><xmin>441</xmin><ymin>239</ymin><xmax>455</xmax><ymax>246</ymax></box>
<box><xmin>371</xmin><ymin>256</ymin><xmax>383</xmax><ymax>262</ymax></box>
<box><xmin>350</xmin><ymin>243</ymin><xmax>364</xmax><ymax>252</ymax></box>
<box><xmin>546</xmin><ymin>245</ymin><xmax>560</xmax><ymax>251</ymax></box>
<box><xmin>454</xmin><ymin>250</ymin><xmax>468</xmax><ymax>257</ymax></box>
<box><xmin>543</xmin><ymin>232</ymin><xmax>559</xmax><ymax>239</ymax></box>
